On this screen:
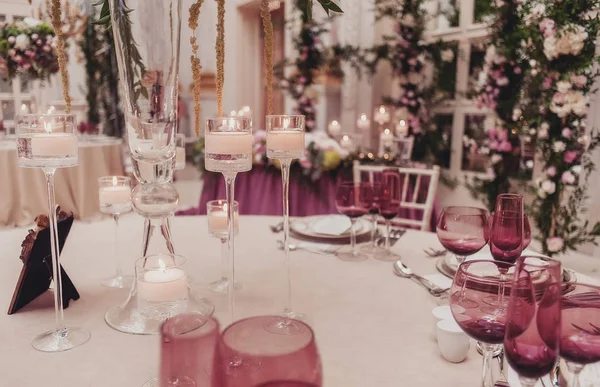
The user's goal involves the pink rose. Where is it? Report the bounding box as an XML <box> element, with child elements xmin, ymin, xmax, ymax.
<box><xmin>489</xmin><ymin>141</ymin><xmax>499</xmax><ymax>150</ymax></box>
<box><xmin>553</xmin><ymin>92</ymin><xmax>565</xmax><ymax>104</ymax></box>
<box><xmin>562</xmin><ymin>128</ymin><xmax>572</xmax><ymax>138</ymax></box>
<box><xmin>299</xmin><ymin>156</ymin><xmax>312</xmax><ymax>169</ymax></box>
<box><xmin>408</xmin><ymin>58</ymin><xmax>417</xmax><ymax>66</ymax></box>
<box><xmin>542</xmin><ymin>77</ymin><xmax>553</xmax><ymax>89</ymax></box>
<box><xmin>514</xmin><ymin>67</ymin><xmax>522</xmax><ymax>74</ymax></box>
<box><xmin>540</xmin><ymin>19</ymin><xmax>556</xmax><ymax>36</ymax></box>
<box><xmin>546</xmin><ymin>166</ymin><xmax>557</xmax><ymax>177</ymax></box>
<box><xmin>563</xmin><ymin>151</ymin><xmax>578</xmax><ymax>164</ymax></box>
<box><xmin>487</xmin><ymin>129</ymin><xmax>498</xmax><ymax>139</ymax></box>
<box><xmin>498</xmin><ymin>141</ymin><xmax>512</xmax><ymax>152</ymax></box>
<box><xmin>546</xmin><ymin>237</ymin><xmax>564</xmax><ymax>253</ymax></box>
<box><xmin>562</xmin><ymin>171</ymin><xmax>576</xmax><ymax>184</ymax></box>
<box><xmin>498</xmin><ymin>129</ymin><xmax>508</xmax><ymax>141</ymax></box>
<box><xmin>569</xmin><ymin>73</ymin><xmax>587</xmax><ymax>88</ymax></box>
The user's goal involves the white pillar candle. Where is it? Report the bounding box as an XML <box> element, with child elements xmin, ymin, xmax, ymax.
<box><xmin>175</xmin><ymin>146</ymin><xmax>186</xmax><ymax>169</ymax></box>
<box><xmin>356</xmin><ymin>114</ymin><xmax>370</xmax><ymax>131</ymax></box>
<box><xmin>379</xmin><ymin>128</ymin><xmax>395</xmax><ymax>155</ymax></box>
<box><xmin>30</xmin><ymin>133</ymin><xmax>77</xmax><ymax>157</ymax></box>
<box><xmin>205</xmin><ymin>132</ymin><xmax>252</xmax><ymax>155</ymax></box>
<box><xmin>340</xmin><ymin>135</ymin><xmax>354</xmax><ymax>150</ymax></box>
<box><xmin>328</xmin><ymin>120</ymin><xmax>341</xmax><ymax>136</ymax></box>
<box><xmin>138</xmin><ymin>263</ymin><xmax>188</xmax><ymax>302</ymax></box>
<box><xmin>208</xmin><ymin>210</ymin><xmax>239</xmax><ymax>235</ymax></box>
<box><xmin>99</xmin><ymin>185</ymin><xmax>131</xmax><ymax>205</ymax></box>
<box><xmin>374</xmin><ymin>106</ymin><xmax>390</xmax><ymax>125</ymax></box>
<box><xmin>267</xmin><ymin>130</ymin><xmax>305</xmax><ymax>152</ymax></box>
<box><xmin>396</xmin><ymin>120</ymin><xmax>408</xmax><ymax>137</ymax></box>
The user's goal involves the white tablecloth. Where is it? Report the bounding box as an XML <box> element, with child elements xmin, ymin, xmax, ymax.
<box><xmin>0</xmin><ymin>215</ymin><xmax>598</xmax><ymax>386</ymax></box>
<box><xmin>0</xmin><ymin>138</ymin><xmax>124</xmax><ymax>228</ymax></box>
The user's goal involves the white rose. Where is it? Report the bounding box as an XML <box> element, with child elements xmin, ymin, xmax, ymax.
<box><xmin>14</xmin><ymin>34</ymin><xmax>30</xmax><ymax>51</ymax></box>
<box><xmin>529</xmin><ymin>128</ymin><xmax>537</xmax><ymax>135</ymax></box>
<box><xmin>556</xmin><ymin>81</ymin><xmax>571</xmax><ymax>93</ymax></box>
<box><xmin>441</xmin><ymin>49</ymin><xmax>454</xmax><ymax>62</ymax></box>
<box><xmin>497</xmin><ymin>77</ymin><xmax>509</xmax><ymax>86</ymax></box>
<box><xmin>537</xmin><ymin>188</ymin><xmax>547</xmax><ymax>199</ymax></box>
<box><xmin>526</xmin><ymin>160</ymin><xmax>534</xmax><ymax>169</ymax></box>
<box><xmin>538</xmin><ymin>123</ymin><xmax>549</xmax><ymax>139</ymax></box>
<box><xmin>512</xmin><ymin>108</ymin><xmax>522</xmax><ymax>121</ymax></box>
<box><xmin>401</xmin><ymin>14</ymin><xmax>416</xmax><ymax>28</ymax></box>
<box><xmin>546</xmin><ymin>237</ymin><xmax>564</xmax><ymax>253</ymax></box>
<box><xmin>543</xmin><ymin>36</ymin><xmax>558</xmax><ymax>59</ymax></box>
<box><xmin>541</xmin><ymin>180</ymin><xmax>556</xmax><ymax>194</ymax></box>
<box><xmin>491</xmin><ymin>154</ymin><xmax>503</xmax><ymax>164</ymax></box>
<box><xmin>555</xmin><ymin>35</ymin><xmax>572</xmax><ymax>56</ymax></box>
<box><xmin>562</xmin><ymin>171</ymin><xmax>576</xmax><ymax>184</ymax></box>
<box><xmin>23</xmin><ymin>17</ymin><xmax>42</xmax><ymax>28</ymax></box>
<box><xmin>553</xmin><ymin>141</ymin><xmax>566</xmax><ymax>152</ymax></box>
<box><xmin>571</xmin><ymin>165</ymin><xmax>582</xmax><ymax>174</ymax></box>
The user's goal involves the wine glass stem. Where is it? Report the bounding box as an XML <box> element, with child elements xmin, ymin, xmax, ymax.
<box><xmin>224</xmin><ymin>172</ymin><xmax>237</xmax><ymax>323</ymax></box>
<box><xmin>567</xmin><ymin>362</ymin><xmax>584</xmax><ymax>387</ymax></box>
<box><xmin>113</xmin><ymin>214</ymin><xmax>122</xmax><ymax>279</ymax></box>
<box><xmin>43</xmin><ymin>168</ymin><xmax>65</xmax><ymax>331</ymax></box>
<box><xmin>385</xmin><ymin>221</ymin><xmax>391</xmax><ymax>251</ymax></box>
<box><xmin>455</xmin><ymin>255</ymin><xmax>466</xmax><ymax>265</ymax></box>
<box><xmin>350</xmin><ymin>218</ymin><xmax>358</xmax><ymax>255</ymax></box>
<box><xmin>371</xmin><ymin>216</ymin><xmax>377</xmax><ymax>247</ymax></box>
<box><xmin>518</xmin><ymin>377</ymin><xmax>538</xmax><ymax>387</ymax></box>
<box><xmin>481</xmin><ymin>344</ymin><xmax>498</xmax><ymax>387</ymax></box>
<box><xmin>220</xmin><ymin>237</ymin><xmax>227</xmax><ymax>282</ymax></box>
<box><xmin>280</xmin><ymin>159</ymin><xmax>292</xmax><ymax>315</ymax></box>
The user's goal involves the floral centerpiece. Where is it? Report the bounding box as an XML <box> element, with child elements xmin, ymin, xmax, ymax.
<box><xmin>0</xmin><ymin>18</ymin><xmax>59</xmax><ymax>82</ymax></box>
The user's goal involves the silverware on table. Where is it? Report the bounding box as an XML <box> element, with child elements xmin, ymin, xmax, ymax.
<box><xmin>376</xmin><ymin>229</ymin><xmax>406</xmax><ymax>247</ymax></box>
<box><xmin>276</xmin><ymin>240</ymin><xmax>337</xmax><ymax>256</ymax></box>
<box><xmin>393</xmin><ymin>260</ymin><xmax>448</xmax><ymax>296</ymax></box>
<box><xmin>270</xmin><ymin>222</ymin><xmax>284</xmax><ymax>233</ymax></box>
<box><xmin>423</xmin><ymin>247</ymin><xmax>447</xmax><ymax>258</ymax></box>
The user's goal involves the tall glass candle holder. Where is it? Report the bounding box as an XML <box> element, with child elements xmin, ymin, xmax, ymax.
<box><xmin>16</xmin><ymin>113</ymin><xmax>90</xmax><ymax>352</ymax></box>
<box><xmin>175</xmin><ymin>133</ymin><xmax>186</xmax><ymax>171</ymax></box>
<box><xmin>207</xmin><ymin>200</ymin><xmax>240</xmax><ymax>293</ymax></box>
<box><xmin>98</xmin><ymin>176</ymin><xmax>133</xmax><ymax>288</ymax></box>
<box><xmin>265</xmin><ymin>115</ymin><xmax>307</xmax><ymax>335</ymax></box>
<box><xmin>205</xmin><ymin>117</ymin><xmax>252</xmax><ymax>322</ymax></box>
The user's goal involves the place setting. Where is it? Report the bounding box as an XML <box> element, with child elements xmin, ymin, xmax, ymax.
<box><xmin>1</xmin><ymin>0</ymin><xmax>600</xmax><ymax>386</ymax></box>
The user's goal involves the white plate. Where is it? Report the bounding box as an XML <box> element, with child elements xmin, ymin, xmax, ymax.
<box><xmin>291</xmin><ymin>215</ymin><xmax>372</xmax><ymax>241</ymax></box>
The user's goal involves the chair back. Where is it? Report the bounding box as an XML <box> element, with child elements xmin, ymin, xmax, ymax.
<box><xmin>352</xmin><ymin>160</ymin><xmax>440</xmax><ymax>231</ymax></box>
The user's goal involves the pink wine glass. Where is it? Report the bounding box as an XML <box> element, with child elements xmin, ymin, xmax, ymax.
<box><xmin>335</xmin><ymin>182</ymin><xmax>374</xmax><ymax>261</ymax></box>
<box><xmin>375</xmin><ymin>171</ymin><xmax>401</xmax><ymax>261</ymax></box>
<box><xmin>489</xmin><ymin>212</ymin><xmax>531</xmax><ymax>249</ymax></box>
<box><xmin>450</xmin><ymin>260</ymin><xmax>515</xmax><ymax>387</ymax></box>
<box><xmin>489</xmin><ymin>194</ymin><xmax>524</xmax><ymax>265</ymax></box>
<box><xmin>436</xmin><ymin>206</ymin><xmax>490</xmax><ymax>266</ymax></box>
<box><xmin>218</xmin><ymin>316</ymin><xmax>322</xmax><ymax>387</ymax></box>
<box><xmin>153</xmin><ymin>314</ymin><xmax>221</xmax><ymax>387</ymax></box>
<box><xmin>560</xmin><ymin>282</ymin><xmax>600</xmax><ymax>387</ymax></box>
<box><xmin>504</xmin><ymin>256</ymin><xmax>561</xmax><ymax>387</ymax></box>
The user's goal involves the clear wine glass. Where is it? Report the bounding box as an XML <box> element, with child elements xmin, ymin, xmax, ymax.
<box><xmin>218</xmin><ymin>316</ymin><xmax>322</xmax><ymax>386</ymax></box>
<box><xmin>504</xmin><ymin>256</ymin><xmax>561</xmax><ymax>387</ymax></box>
<box><xmin>265</xmin><ymin>115</ymin><xmax>306</xmax><ymax>333</ymax></box>
<box><xmin>436</xmin><ymin>206</ymin><xmax>490</xmax><ymax>266</ymax></box>
<box><xmin>560</xmin><ymin>282</ymin><xmax>600</xmax><ymax>387</ymax></box>
<box><xmin>450</xmin><ymin>260</ymin><xmax>515</xmax><ymax>387</ymax></box>
<box><xmin>16</xmin><ymin>113</ymin><xmax>91</xmax><ymax>352</ymax></box>
<box><xmin>206</xmin><ymin>200</ymin><xmax>240</xmax><ymax>293</ymax></box>
<box><xmin>335</xmin><ymin>182</ymin><xmax>374</xmax><ymax>261</ymax></box>
<box><xmin>375</xmin><ymin>172</ymin><xmax>401</xmax><ymax>261</ymax></box>
<box><xmin>98</xmin><ymin>176</ymin><xmax>133</xmax><ymax>288</ymax></box>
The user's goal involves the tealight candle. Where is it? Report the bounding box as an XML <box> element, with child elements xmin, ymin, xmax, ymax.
<box><xmin>137</xmin><ymin>257</ymin><xmax>188</xmax><ymax>302</ymax></box>
<box><xmin>208</xmin><ymin>209</ymin><xmax>240</xmax><ymax>235</ymax></box>
<box><xmin>374</xmin><ymin>105</ymin><xmax>390</xmax><ymax>125</ymax></box>
<box><xmin>99</xmin><ymin>185</ymin><xmax>131</xmax><ymax>206</ymax></box>
<box><xmin>205</xmin><ymin>132</ymin><xmax>253</xmax><ymax>155</ymax></box>
<box><xmin>357</xmin><ymin>114</ymin><xmax>370</xmax><ymax>131</ymax></box>
<box><xmin>328</xmin><ymin>120</ymin><xmax>341</xmax><ymax>136</ymax></box>
<box><xmin>30</xmin><ymin>133</ymin><xmax>77</xmax><ymax>157</ymax></box>
<box><xmin>340</xmin><ymin>135</ymin><xmax>354</xmax><ymax>150</ymax></box>
<box><xmin>396</xmin><ymin>120</ymin><xmax>408</xmax><ymax>137</ymax></box>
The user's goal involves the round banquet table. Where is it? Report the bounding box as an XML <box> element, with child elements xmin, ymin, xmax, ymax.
<box><xmin>0</xmin><ymin>215</ymin><xmax>598</xmax><ymax>386</ymax></box>
<box><xmin>0</xmin><ymin>138</ymin><xmax>124</xmax><ymax>228</ymax></box>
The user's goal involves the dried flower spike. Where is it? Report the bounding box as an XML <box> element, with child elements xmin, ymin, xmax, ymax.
<box><xmin>50</xmin><ymin>0</ymin><xmax>71</xmax><ymax>113</ymax></box>
<box><xmin>216</xmin><ymin>0</ymin><xmax>225</xmax><ymax>117</ymax></box>
<box><xmin>260</xmin><ymin>0</ymin><xmax>274</xmax><ymax>115</ymax></box>
<box><xmin>189</xmin><ymin>0</ymin><xmax>204</xmax><ymax>137</ymax></box>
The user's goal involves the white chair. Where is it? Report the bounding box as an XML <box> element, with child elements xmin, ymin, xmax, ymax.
<box><xmin>394</xmin><ymin>136</ymin><xmax>415</xmax><ymax>161</ymax></box>
<box><xmin>352</xmin><ymin>160</ymin><xmax>440</xmax><ymax>231</ymax></box>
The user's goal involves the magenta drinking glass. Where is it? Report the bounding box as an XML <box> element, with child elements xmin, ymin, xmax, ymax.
<box><xmin>436</xmin><ymin>206</ymin><xmax>490</xmax><ymax>266</ymax></box>
<box><xmin>450</xmin><ymin>260</ymin><xmax>515</xmax><ymax>387</ymax></box>
<box><xmin>560</xmin><ymin>282</ymin><xmax>600</xmax><ymax>387</ymax></box>
<box><xmin>335</xmin><ymin>182</ymin><xmax>374</xmax><ymax>261</ymax></box>
<box><xmin>218</xmin><ymin>316</ymin><xmax>322</xmax><ymax>387</ymax></box>
<box><xmin>504</xmin><ymin>256</ymin><xmax>561</xmax><ymax>387</ymax></box>
<box><xmin>489</xmin><ymin>194</ymin><xmax>524</xmax><ymax>264</ymax></box>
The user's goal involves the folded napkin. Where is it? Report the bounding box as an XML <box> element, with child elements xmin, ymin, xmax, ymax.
<box><xmin>310</xmin><ymin>215</ymin><xmax>352</xmax><ymax>236</ymax></box>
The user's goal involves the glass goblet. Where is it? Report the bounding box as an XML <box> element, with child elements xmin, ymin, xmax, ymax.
<box><xmin>207</xmin><ymin>200</ymin><xmax>240</xmax><ymax>293</ymax></box>
<box><xmin>359</xmin><ymin>173</ymin><xmax>387</xmax><ymax>257</ymax></box>
<box><xmin>560</xmin><ymin>282</ymin><xmax>600</xmax><ymax>387</ymax></box>
<box><xmin>489</xmin><ymin>212</ymin><xmax>531</xmax><ymax>249</ymax></box>
<box><xmin>436</xmin><ymin>206</ymin><xmax>489</xmax><ymax>266</ymax></box>
<box><xmin>98</xmin><ymin>176</ymin><xmax>133</xmax><ymax>288</ymax></box>
<box><xmin>16</xmin><ymin>113</ymin><xmax>91</xmax><ymax>352</ymax></box>
<box><xmin>504</xmin><ymin>256</ymin><xmax>561</xmax><ymax>387</ymax></box>
<box><xmin>450</xmin><ymin>260</ymin><xmax>515</xmax><ymax>387</ymax></box>
<box><xmin>335</xmin><ymin>182</ymin><xmax>374</xmax><ymax>261</ymax></box>
<box><xmin>175</xmin><ymin>133</ymin><xmax>186</xmax><ymax>171</ymax></box>
<box><xmin>375</xmin><ymin>172</ymin><xmax>401</xmax><ymax>261</ymax></box>
<box><xmin>489</xmin><ymin>194</ymin><xmax>525</xmax><ymax>265</ymax></box>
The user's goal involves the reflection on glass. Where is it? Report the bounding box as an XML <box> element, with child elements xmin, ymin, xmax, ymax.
<box><xmin>21</xmin><ymin>78</ymin><xmax>29</xmax><ymax>93</ymax></box>
<box><xmin>461</xmin><ymin>115</ymin><xmax>488</xmax><ymax>173</ymax></box>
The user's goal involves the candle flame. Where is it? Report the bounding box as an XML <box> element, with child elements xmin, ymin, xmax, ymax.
<box><xmin>384</xmin><ymin>128</ymin><xmax>391</xmax><ymax>135</ymax></box>
<box><xmin>112</xmin><ymin>176</ymin><xmax>118</xmax><ymax>186</ymax></box>
<box><xmin>360</xmin><ymin>114</ymin><xmax>367</xmax><ymax>121</ymax></box>
<box><xmin>331</xmin><ymin>120</ymin><xmax>339</xmax><ymax>126</ymax></box>
<box><xmin>158</xmin><ymin>259</ymin><xmax>167</xmax><ymax>272</ymax></box>
<box><xmin>400</xmin><ymin>120</ymin><xmax>406</xmax><ymax>127</ymax></box>
<box><xmin>43</xmin><ymin>120</ymin><xmax>52</xmax><ymax>134</ymax></box>
<box><xmin>379</xmin><ymin>106</ymin><xmax>386</xmax><ymax>114</ymax></box>
<box><xmin>342</xmin><ymin>135</ymin><xmax>349</xmax><ymax>141</ymax></box>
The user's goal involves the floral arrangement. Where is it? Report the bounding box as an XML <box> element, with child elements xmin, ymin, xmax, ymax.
<box><xmin>0</xmin><ymin>18</ymin><xmax>59</xmax><ymax>82</ymax></box>
<box><xmin>77</xmin><ymin>121</ymin><xmax>99</xmax><ymax>135</ymax></box>
<box><xmin>364</xmin><ymin>0</ymin><xmax>456</xmax><ymax>166</ymax></box>
<box><xmin>473</xmin><ymin>0</ymin><xmax>600</xmax><ymax>256</ymax></box>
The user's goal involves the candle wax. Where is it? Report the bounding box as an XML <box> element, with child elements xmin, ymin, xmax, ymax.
<box><xmin>266</xmin><ymin>130</ymin><xmax>305</xmax><ymax>152</ymax></box>
<box><xmin>30</xmin><ymin>133</ymin><xmax>77</xmax><ymax>157</ymax></box>
<box><xmin>99</xmin><ymin>186</ymin><xmax>131</xmax><ymax>205</ymax></box>
<box><xmin>208</xmin><ymin>211</ymin><xmax>240</xmax><ymax>235</ymax></box>
<box><xmin>205</xmin><ymin>132</ymin><xmax>252</xmax><ymax>155</ymax></box>
<box><xmin>138</xmin><ymin>268</ymin><xmax>188</xmax><ymax>302</ymax></box>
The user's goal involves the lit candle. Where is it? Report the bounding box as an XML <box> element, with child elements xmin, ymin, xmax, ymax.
<box><xmin>137</xmin><ymin>258</ymin><xmax>188</xmax><ymax>302</ymax></box>
<box><xmin>99</xmin><ymin>177</ymin><xmax>131</xmax><ymax>205</ymax></box>
<box><xmin>328</xmin><ymin>120</ymin><xmax>341</xmax><ymax>136</ymax></box>
<box><xmin>238</xmin><ymin>106</ymin><xmax>252</xmax><ymax>118</ymax></box>
<box><xmin>374</xmin><ymin>105</ymin><xmax>390</xmax><ymax>125</ymax></box>
<box><xmin>356</xmin><ymin>114</ymin><xmax>370</xmax><ymax>131</ymax></box>
<box><xmin>340</xmin><ymin>135</ymin><xmax>354</xmax><ymax>150</ymax></box>
<box><xmin>20</xmin><ymin>104</ymin><xmax>28</xmax><ymax>114</ymax></box>
<box><xmin>30</xmin><ymin>121</ymin><xmax>77</xmax><ymax>157</ymax></box>
<box><xmin>267</xmin><ymin>130</ymin><xmax>305</xmax><ymax>153</ymax></box>
<box><xmin>205</xmin><ymin>132</ymin><xmax>252</xmax><ymax>155</ymax></box>
<box><xmin>175</xmin><ymin>146</ymin><xmax>186</xmax><ymax>170</ymax></box>
<box><xmin>380</xmin><ymin>128</ymin><xmax>394</xmax><ymax>142</ymax></box>
<box><xmin>230</xmin><ymin>110</ymin><xmax>238</xmax><ymax>117</ymax></box>
<box><xmin>208</xmin><ymin>208</ymin><xmax>240</xmax><ymax>235</ymax></box>
<box><xmin>395</xmin><ymin>120</ymin><xmax>408</xmax><ymax>137</ymax></box>
<box><xmin>379</xmin><ymin>128</ymin><xmax>395</xmax><ymax>156</ymax></box>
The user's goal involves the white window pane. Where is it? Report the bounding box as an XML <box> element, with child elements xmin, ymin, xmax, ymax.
<box><xmin>0</xmin><ymin>78</ymin><xmax>11</xmax><ymax>93</ymax></box>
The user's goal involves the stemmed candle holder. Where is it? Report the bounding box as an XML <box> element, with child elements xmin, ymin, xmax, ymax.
<box><xmin>98</xmin><ymin>176</ymin><xmax>132</xmax><ymax>288</ymax></box>
<box><xmin>207</xmin><ymin>200</ymin><xmax>241</xmax><ymax>293</ymax></box>
<box><xmin>175</xmin><ymin>133</ymin><xmax>186</xmax><ymax>171</ymax></box>
<box><xmin>265</xmin><ymin>115</ymin><xmax>307</xmax><ymax>335</ymax></box>
<box><xmin>16</xmin><ymin>113</ymin><xmax>90</xmax><ymax>352</ymax></box>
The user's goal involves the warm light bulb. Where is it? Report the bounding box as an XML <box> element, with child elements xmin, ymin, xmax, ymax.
<box><xmin>379</xmin><ymin>106</ymin><xmax>386</xmax><ymax>114</ymax></box>
<box><xmin>20</xmin><ymin>104</ymin><xmax>27</xmax><ymax>112</ymax></box>
<box><xmin>331</xmin><ymin>120</ymin><xmax>339</xmax><ymax>127</ymax></box>
<box><xmin>242</xmin><ymin>106</ymin><xmax>250</xmax><ymax>112</ymax></box>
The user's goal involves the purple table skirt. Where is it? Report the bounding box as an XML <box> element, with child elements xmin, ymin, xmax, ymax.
<box><xmin>177</xmin><ymin>165</ymin><xmax>438</xmax><ymax>230</ymax></box>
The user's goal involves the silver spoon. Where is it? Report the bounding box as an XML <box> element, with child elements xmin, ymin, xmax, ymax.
<box><xmin>393</xmin><ymin>260</ymin><xmax>447</xmax><ymax>296</ymax></box>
